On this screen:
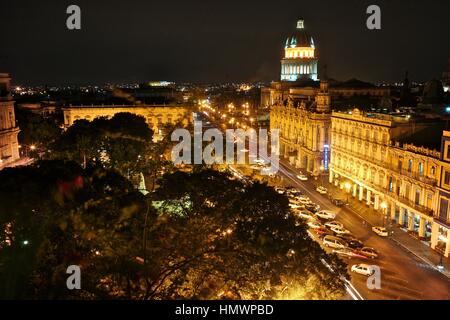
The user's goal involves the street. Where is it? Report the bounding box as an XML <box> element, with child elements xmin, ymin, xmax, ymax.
<box><xmin>271</xmin><ymin>160</ymin><xmax>450</xmax><ymax>300</ymax></box>
<box><xmin>200</xmin><ymin>108</ymin><xmax>450</xmax><ymax>300</ymax></box>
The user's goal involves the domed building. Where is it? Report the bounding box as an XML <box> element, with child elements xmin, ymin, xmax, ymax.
<box><xmin>280</xmin><ymin>19</ymin><xmax>318</xmax><ymax>81</ymax></box>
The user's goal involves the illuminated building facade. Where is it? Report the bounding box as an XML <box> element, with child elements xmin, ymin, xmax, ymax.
<box><xmin>271</xmin><ymin>79</ymin><xmax>331</xmax><ymax>175</ymax></box>
<box><xmin>434</xmin><ymin>131</ymin><xmax>450</xmax><ymax>257</ymax></box>
<box><xmin>281</xmin><ymin>19</ymin><xmax>318</xmax><ymax>81</ymax></box>
<box><xmin>330</xmin><ymin>109</ymin><xmax>447</xmax><ymax>252</ymax></box>
<box><xmin>0</xmin><ymin>73</ymin><xmax>20</xmax><ymax>169</ymax></box>
<box><xmin>62</xmin><ymin>105</ymin><xmax>191</xmax><ymax>140</ymax></box>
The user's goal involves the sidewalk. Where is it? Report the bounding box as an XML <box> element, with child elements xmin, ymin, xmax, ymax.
<box><xmin>279</xmin><ymin>158</ymin><xmax>450</xmax><ymax>280</ymax></box>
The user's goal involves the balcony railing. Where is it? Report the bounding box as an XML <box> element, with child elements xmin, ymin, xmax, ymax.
<box><xmin>333</xmin><ymin>165</ymin><xmax>434</xmax><ymax>217</ymax></box>
<box><xmin>386</xmin><ymin>191</ymin><xmax>434</xmax><ymax>217</ymax></box>
<box><xmin>332</xmin><ymin>145</ymin><xmax>437</xmax><ymax>186</ymax></box>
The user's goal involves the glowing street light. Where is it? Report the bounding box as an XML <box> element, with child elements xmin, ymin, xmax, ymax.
<box><xmin>344</xmin><ymin>182</ymin><xmax>351</xmax><ymax>204</ymax></box>
<box><xmin>380</xmin><ymin>201</ymin><xmax>388</xmax><ymax>226</ymax></box>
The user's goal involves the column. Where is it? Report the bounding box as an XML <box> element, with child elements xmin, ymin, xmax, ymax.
<box><xmin>408</xmin><ymin>213</ymin><xmax>414</xmax><ymax>231</ymax></box>
<box><xmin>366</xmin><ymin>189</ymin><xmax>371</xmax><ymax>206</ymax></box>
<box><xmin>398</xmin><ymin>207</ymin><xmax>404</xmax><ymax>225</ymax></box>
<box><xmin>352</xmin><ymin>184</ymin><xmax>357</xmax><ymax>198</ymax></box>
<box><xmin>430</xmin><ymin>222</ymin><xmax>439</xmax><ymax>250</ymax></box>
<box><xmin>374</xmin><ymin>194</ymin><xmax>380</xmax><ymax>210</ymax></box>
<box><xmin>390</xmin><ymin>202</ymin><xmax>396</xmax><ymax>221</ymax></box>
<box><xmin>445</xmin><ymin>232</ymin><xmax>450</xmax><ymax>258</ymax></box>
<box><xmin>359</xmin><ymin>185</ymin><xmax>364</xmax><ymax>201</ymax></box>
<box><xmin>329</xmin><ymin>169</ymin><xmax>333</xmax><ymax>184</ymax></box>
<box><xmin>418</xmin><ymin>217</ymin><xmax>426</xmax><ymax>238</ymax></box>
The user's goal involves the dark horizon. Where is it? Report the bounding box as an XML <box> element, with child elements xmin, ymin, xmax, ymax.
<box><xmin>1</xmin><ymin>0</ymin><xmax>449</xmax><ymax>86</ymax></box>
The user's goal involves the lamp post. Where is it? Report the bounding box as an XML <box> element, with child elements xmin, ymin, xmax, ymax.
<box><xmin>380</xmin><ymin>201</ymin><xmax>388</xmax><ymax>226</ymax></box>
<box><xmin>344</xmin><ymin>182</ymin><xmax>351</xmax><ymax>204</ymax></box>
<box><xmin>319</xmin><ymin>165</ymin><xmax>324</xmax><ymax>187</ymax></box>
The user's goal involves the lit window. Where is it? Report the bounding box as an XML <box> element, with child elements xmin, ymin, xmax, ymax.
<box><xmin>418</xmin><ymin>162</ymin><xmax>423</xmax><ymax>176</ymax></box>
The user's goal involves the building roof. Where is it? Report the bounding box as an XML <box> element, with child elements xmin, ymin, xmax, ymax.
<box><xmin>285</xmin><ymin>19</ymin><xmax>314</xmax><ymax>48</ymax></box>
<box><xmin>396</xmin><ymin>121</ymin><xmax>446</xmax><ymax>151</ymax></box>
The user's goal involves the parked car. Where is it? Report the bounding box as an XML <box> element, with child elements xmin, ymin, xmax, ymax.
<box><xmin>316</xmin><ymin>186</ymin><xmax>328</xmax><ymax>194</ymax></box>
<box><xmin>332</xmin><ymin>248</ymin><xmax>355</xmax><ymax>259</ymax></box>
<box><xmin>324</xmin><ymin>221</ymin><xmax>344</xmax><ymax>229</ymax></box>
<box><xmin>289</xmin><ymin>203</ymin><xmax>303</xmax><ymax>209</ymax></box>
<box><xmin>347</xmin><ymin>239</ymin><xmax>364</xmax><ymax>249</ymax></box>
<box><xmin>323</xmin><ymin>235</ymin><xmax>348</xmax><ymax>249</ymax></box>
<box><xmin>332</xmin><ymin>248</ymin><xmax>366</xmax><ymax>260</ymax></box>
<box><xmin>336</xmin><ymin>234</ymin><xmax>357</xmax><ymax>242</ymax></box>
<box><xmin>315</xmin><ymin>210</ymin><xmax>336</xmax><ymax>220</ymax></box>
<box><xmin>315</xmin><ymin>227</ymin><xmax>334</xmax><ymax>239</ymax></box>
<box><xmin>287</xmin><ymin>189</ymin><xmax>303</xmax><ymax>197</ymax></box>
<box><xmin>358</xmin><ymin>247</ymin><xmax>379</xmax><ymax>259</ymax></box>
<box><xmin>296</xmin><ymin>210</ymin><xmax>316</xmax><ymax>220</ymax></box>
<box><xmin>372</xmin><ymin>226</ymin><xmax>389</xmax><ymax>237</ymax></box>
<box><xmin>297</xmin><ymin>174</ymin><xmax>308</xmax><ymax>181</ymax></box>
<box><xmin>304</xmin><ymin>203</ymin><xmax>319</xmax><ymax>212</ymax></box>
<box><xmin>274</xmin><ymin>187</ymin><xmax>285</xmax><ymax>195</ymax></box>
<box><xmin>331</xmin><ymin>198</ymin><xmax>345</xmax><ymax>207</ymax></box>
<box><xmin>351</xmin><ymin>264</ymin><xmax>376</xmax><ymax>276</ymax></box>
<box><xmin>330</xmin><ymin>226</ymin><xmax>351</xmax><ymax>235</ymax></box>
<box><xmin>299</xmin><ymin>198</ymin><xmax>312</xmax><ymax>205</ymax></box>
<box><xmin>307</xmin><ymin>220</ymin><xmax>323</xmax><ymax>229</ymax></box>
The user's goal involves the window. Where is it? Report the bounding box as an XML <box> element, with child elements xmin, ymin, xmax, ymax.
<box><xmin>431</xmin><ymin>166</ymin><xmax>436</xmax><ymax>175</ymax></box>
<box><xmin>447</xmin><ymin>145</ymin><xmax>450</xmax><ymax>159</ymax></box>
<box><xmin>408</xmin><ymin>159</ymin><xmax>413</xmax><ymax>172</ymax></box>
<box><xmin>418</xmin><ymin>162</ymin><xmax>423</xmax><ymax>176</ymax></box>
<box><xmin>439</xmin><ymin>198</ymin><xmax>449</xmax><ymax>221</ymax></box>
<box><xmin>445</xmin><ymin>171</ymin><xmax>450</xmax><ymax>185</ymax></box>
<box><xmin>398</xmin><ymin>159</ymin><xmax>403</xmax><ymax>171</ymax></box>
<box><xmin>415</xmin><ymin>189</ymin><xmax>421</xmax><ymax>205</ymax></box>
<box><xmin>388</xmin><ymin>177</ymin><xmax>393</xmax><ymax>192</ymax></box>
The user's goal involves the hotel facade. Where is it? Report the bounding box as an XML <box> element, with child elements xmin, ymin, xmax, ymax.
<box><xmin>329</xmin><ymin>110</ymin><xmax>449</xmax><ymax>256</ymax></box>
<box><xmin>0</xmin><ymin>73</ymin><xmax>20</xmax><ymax>169</ymax></box>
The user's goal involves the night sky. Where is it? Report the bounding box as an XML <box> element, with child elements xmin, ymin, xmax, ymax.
<box><xmin>1</xmin><ymin>0</ymin><xmax>449</xmax><ymax>85</ymax></box>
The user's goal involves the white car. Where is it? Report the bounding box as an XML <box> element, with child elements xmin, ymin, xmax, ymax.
<box><xmin>359</xmin><ymin>247</ymin><xmax>379</xmax><ymax>259</ymax></box>
<box><xmin>296</xmin><ymin>210</ymin><xmax>316</xmax><ymax>220</ymax></box>
<box><xmin>289</xmin><ymin>203</ymin><xmax>302</xmax><ymax>209</ymax></box>
<box><xmin>372</xmin><ymin>226</ymin><xmax>389</xmax><ymax>237</ymax></box>
<box><xmin>316</xmin><ymin>186</ymin><xmax>328</xmax><ymax>194</ymax></box>
<box><xmin>323</xmin><ymin>235</ymin><xmax>348</xmax><ymax>249</ymax></box>
<box><xmin>297</xmin><ymin>174</ymin><xmax>308</xmax><ymax>181</ymax></box>
<box><xmin>333</xmin><ymin>248</ymin><xmax>358</xmax><ymax>259</ymax></box>
<box><xmin>307</xmin><ymin>220</ymin><xmax>323</xmax><ymax>229</ymax></box>
<box><xmin>330</xmin><ymin>226</ymin><xmax>351</xmax><ymax>235</ymax></box>
<box><xmin>298</xmin><ymin>195</ymin><xmax>310</xmax><ymax>201</ymax></box>
<box><xmin>325</xmin><ymin>221</ymin><xmax>344</xmax><ymax>229</ymax></box>
<box><xmin>315</xmin><ymin>210</ymin><xmax>336</xmax><ymax>220</ymax></box>
<box><xmin>351</xmin><ymin>264</ymin><xmax>376</xmax><ymax>276</ymax></box>
<box><xmin>298</xmin><ymin>198</ymin><xmax>312</xmax><ymax>206</ymax></box>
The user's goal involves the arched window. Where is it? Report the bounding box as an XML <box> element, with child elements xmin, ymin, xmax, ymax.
<box><xmin>408</xmin><ymin>159</ymin><xmax>413</xmax><ymax>172</ymax></box>
<box><xmin>418</xmin><ymin>162</ymin><xmax>423</xmax><ymax>176</ymax></box>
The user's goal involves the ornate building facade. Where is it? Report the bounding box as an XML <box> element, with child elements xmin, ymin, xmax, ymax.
<box><xmin>0</xmin><ymin>73</ymin><xmax>20</xmax><ymax>169</ymax></box>
<box><xmin>271</xmin><ymin>80</ymin><xmax>331</xmax><ymax>175</ymax></box>
<box><xmin>435</xmin><ymin>131</ymin><xmax>450</xmax><ymax>257</ymax></box>
<box><xmin>329</xmin><ymin>109</ymin><xmax>450</xmax><ymax>255</ymax></box>
<box><xmin>63</xmin><ymin>105</ymin><xmax>190</xmax><ymax>128</ymax></box>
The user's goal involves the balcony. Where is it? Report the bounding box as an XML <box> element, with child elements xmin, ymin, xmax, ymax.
<box><xmin>333</xmin><ymin>164</ymin><xmax>435</xmax><ymax>217</ymax></box>
<box><xmin>386</xmin><ymin>191</ymin><xmax>434</xmax><ymax>217</ymax></box>
<box><xmin>435</xmin><ymin>216</ymin><xmax>450</xmax><ymax>228</ymax></box>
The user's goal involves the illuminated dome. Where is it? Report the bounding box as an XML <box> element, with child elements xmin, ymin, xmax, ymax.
<box><xmin>281</xmin><ymin>19</ymin><xmax>318</xmax><ymax>82</ymax></box>
<box><xmin>285</xmin><ymin>20</ymin><xmax>315</xmax><ymax>48</ymax></box>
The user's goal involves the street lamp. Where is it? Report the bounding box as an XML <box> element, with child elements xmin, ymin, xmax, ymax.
<box><xmin>344</xmin><ymin>182</ymin><xmax>351</xmax><ymax>204</ymax></box>
<box><xmin>319</xmin><ymin>165</ymin><xmax>324</xmax><ymax>187</ymax></box>
<box><xmin>380</xmin><ymin>201</ymin><xmax>388</xmax><ymax>226</ymax></box>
